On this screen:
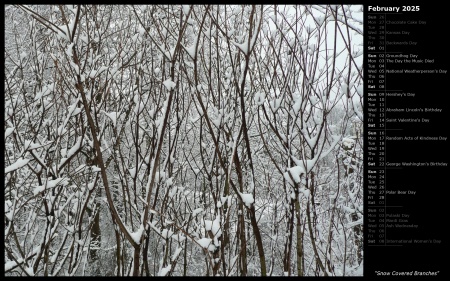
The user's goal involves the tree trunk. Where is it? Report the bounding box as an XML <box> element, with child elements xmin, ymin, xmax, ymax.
<box><xmin>88</xmin><ymin>205</ymin><xmax>101</xmax><ymax>275</ymax></box>
<box><xmin>295</xmin><ymin>197</ymin><xmax>303</xmax><ymax>276</ymax></box>
<box><xmin>248</xmin><ymin>205</ymin><xmax>267</xmax><ymax>276</ymax></box>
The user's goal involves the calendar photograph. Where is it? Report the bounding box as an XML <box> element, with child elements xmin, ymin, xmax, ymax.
<box><xmin>2</xmin><ymin>4</ymin><xmax>381</xmax><ymax>277</ymax></box>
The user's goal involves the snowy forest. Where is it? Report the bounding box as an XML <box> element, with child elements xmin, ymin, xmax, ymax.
<box><xmin>4</xmin><ymin>5</ymin><xmax>363</xmax><ymax>276</ymax></box>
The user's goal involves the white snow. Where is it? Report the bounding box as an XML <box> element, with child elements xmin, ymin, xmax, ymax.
<box><xmin>131</xmin><ymin>33</ymin><xmax>139</xmax><ymax>43</ymax></box>
<box><xmin>249</xmin><ymin>17</ymin><xmax>260</xmax><ymax>51</ymax></box>
<box><xmin>270</xmin><ymin>98</ymin><xmax>282</xmax><ymax>112</ymax></box>
<box><xmin>342</xmin><ymin>137</ymin><xmax>356</xmax><ymax>149</ymax></box>
<box><xmin>212</xmin><ymin>114</ymin><xmax>221</xmax><ymax>127</ymax></box>
<box><xmin>204</xmin><ymin>220</ymin><xmax>213</xmax><ymax>231</ymax></box>
<box><xmin>211</xmin><ymin>216</ymin><xmax>222</xmax><ymax>237</ymax></box>
<box><xmin>57</xmin><ymin>125</ymin><xmax>65</xmax><ymax>136</ymax></box>
<box><xmin>172</xmin><ymin>247</ymin><xmax>183</xmax><ymax>261</ymax></box>
<box><xmin>340</xmin><ymin>83</ymin><xmax>348</xmax><ymax>96</ymax></box>
<box><xmin>239</xmin><ymin>193</ymin><xmax>254</xmax><ymax>208</ymax></box>
<box><xmin>24</xmin><ymin>266</ymin><xmax>34</xmax><ymax>276</ymax></box>
<box><xmin>33</xmin><ymin>184</ymin><xmax>45</xmax><ymax>195</ymax></box>
<box><xmin>309</xmin><ymin>95</ymin><xmax>319</xmax><ymax>106</ymax></box>
<box><xmin>66</xmin><ymin>225</ymin><xmax>75</xmax><ymax>233</ymax></box>
<box><xmin>97</xmin><ymin>66</ymin><xmax>108</xmax><ymax>76</ymax></box>
<box><xmin>5</xmin><ymin>259</ymin><xmax>23</xmax><ymax>272</ymax></box>
<box><xmin>129</xmin><ymin>167</ymin><xmax>136</xmax><ymax>178</ymax></box>
<box><xmin>65</xmin><ymin>42</ymin><xmax>74</xmax><ymax>57</ymax></box>
<box><xmin>356</xmin><ymin>85</ymin><xmax>363</xmax><ymax>97</ymax></box>
<box><xmin>67</xmin><ymin>137</ymin><xmax>82</xmax><ymax>158</ymax></box>
<box><xmin>164</xmin><ymin>47</ymin><xmax>176</xmax><ymax>60</ymax></box>
<box><xmin>220</xmin><ymin>196</ymin><xmax>228</xmax><ymax>205</ymax></box>
<box><xmin>59</xmin><ymin>157</ymin><xmax>68</xmax><ymax>167</ymax></box>
<box><xmin>138</xmin><ymin>27</ymin><xmax>146</xmax><ymax>37</ymax></box>
<box><xmin>33</xmin><ymin>178</ymin><xmax>69</xmax><ymax>195</ymax></box>
<box><xmin>182</xmin><ymin>5</ymin><xmax>190</xmax><ymax>14</ymax></box>
<box><xmin>34</xmin><ymin>84</ymin><xmax>53</xmax><ymax>101</ymax></box>
<box><xmin>313</xmin><ymin>110</ymin><xmax>323</xmax><ymax>125</ymax></box>
<box><xmin>5</xmin><ymin>158</ymin><xmax>30</xmax><ymax>174</ymax></box>
<box><xmin>158</xmin><ymin>264</ymin><xmax>171</xmax><ymax>276</ymax></box>
<box><xmin>293</xmin><ymin>98</ymin><xmax>302</xmax><ymax>114</ymax></box>
<box><xmin>5</xmin><ymin>200</ymin><xmax>13</xmax><ymax>212</ymax></box>
<box><xmin>130</xmin><ymin>224</ymin><xmax>145</xmax><ymax>245</ymax></box>
<box><xmin>286</xmin><ymin>166</ymin><xmax>305</xmax><ymax>183</ymax></box>
<box><xmin>196</xmin><ymin>84</ymin><xmax>205</xmax><ymax>92</ymax></box>
<box><xmin>300</xmin><ymin>187</ymin><xmax>310</xmax><ymax>198</ymax></box>
<box><xmin>197</xmin><ymin>238</ymin><xmax>212</xmax><ymax>248</ymax></box>
<box><xmin>134</xmin><ymin>101</ymin><xmax>144</xmax><ymax>115</ymax></box>
<box><xmin>24</xmin><ymin>140</ymin><xmax>32</xmax><ymax>150</ymax></box>
<box><xmin>208</xmin><ymin>244</ymin><xmax>216</xmax><ymax>252</ymax></box>
<box><xmin>346</xmin><ymin>218</ymin><xmax>363</xmax><ymax>228</ymax></box>
<box><xmin>163</xmin><ymin>79</ymin><xmax>176</xmax><ymax>91</ymax></box>
<box><xmin>102</xmin><ymin>111</ymin><xmax>118</xmax><ymax>127</ymax></box>
<box><xmin>92</xmin><ymin>166</ymin><xmax>101</xmax><ymax>172</ymax></box>
<box><xmin>184</xmin><ymin>43</ymin><xmax>196</xmax><ymax>59</ymax></box>
<box><xmin>70</xmin><ymin>61</ymin><xmax>79</xmax><ymax>74</ymax></box>
<box><xmin>168</xmin><ymin>186</ymin><xmax>177</xmax><ymax>198</ymax></box>
<box><xmin>5</xmin><ymin>127</ymin><xmax>14</xmax><ymax>139</ymax></box>
<box><xmin>352</xmin><ymin>96</ymin><xmax>364</xmax><ymax>121</ymax></box>
<box><xmin>303</xmin><ymin>159</ymin><xmax>318</xmax><ymax>173</ymax></box>
<box><xmin>161</xmin><ymin>228</ymin><xmax>174</xmax><ymax>239</ymax></box>
<box><xmin>5</xmin><ymin>201</ymin><xmax>14</xmax><ymax>222</ymax></box>
<box><xmin>319</xmin><ymin>134</ymin><xmax>342</xmax><ymax>160</ymax></box>
<box><xmin>74</xmin><ymin>164</ymin><xmax>86</xmax><ymax>174</ymax></box>
<box><xmin>342</xmin><ymin>205</ymin><xmax>355</xmax><ymax>213</ymax></box>
<box><xmin>301</xmin><ymin>128</ymin><xmax>319</xmax><ymax>148</ymax></box>
<box><xmin>157</xmin><ymin>172</ymin><xmax>166</xmax><ymax>182</ymax></box>
<box><xmin>172</xmin><ymin>233</ymin><xmax>186</xmax><ymax>242</ymax></box>
<box><xmin>89</xmin><ymin>69</ymin><xmax>97</xmax><ymax>78</ymax></box>
<box><xmin>87</xmin><ymin>182</ymin><xmax>95</xmax><ymax>191</ymax></box>
<box><xmin>232</xmin><ymin>40</ymin><xmax>248</xmax><ymax>55</ymax></box>
<box><xmin>254</xmin><ymin>92</ymin><xmax>266</xmax><ymax>105</ymax></box>
<box><xmin>68</xmin><ymin>104</ymin><xmax>82</xmax><ymax>116</ymax></box>
<box><xmin>348</xmin><ymin>262</ymin><xmax>364</xmax><ymax>276</ymax></box>
<box><xmin>192</xmin><ymin>208</ymin><xmax>203</xmax><ymax>215</ymax></box>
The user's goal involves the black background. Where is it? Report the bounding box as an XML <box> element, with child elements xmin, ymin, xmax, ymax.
<box><xmin>364</xmin><ymin>1</ymin><xmax>448</xmax><ymax>278</ymax></box>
